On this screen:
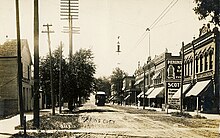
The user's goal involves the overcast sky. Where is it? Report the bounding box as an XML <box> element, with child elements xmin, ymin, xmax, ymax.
<box><xmin>0</xmin><ymin>0</ymin><xmax>209</xmax><ymax>77</ymax></box>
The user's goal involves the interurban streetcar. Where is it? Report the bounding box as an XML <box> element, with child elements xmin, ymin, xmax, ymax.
<box><xmin>95</xmin><ymin>91</ymin><xmax>106</xmax><ymax>106</ymax></box>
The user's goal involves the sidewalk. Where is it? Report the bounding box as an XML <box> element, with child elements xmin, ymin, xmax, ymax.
<box><xmin>128</xmin><ymin>105</ymin><xmax>220</xmax><ymax>120</ymax></box>
<box><xmin>0</xmin><ymin>109</ymin><xmax>52</xmax><ymax>138</ymax></box>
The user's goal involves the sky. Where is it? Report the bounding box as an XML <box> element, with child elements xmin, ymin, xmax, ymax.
<box><xmin>0</xmin><ymin>0</ymin><xmax>209</xmax><ymax>78</ymax></box>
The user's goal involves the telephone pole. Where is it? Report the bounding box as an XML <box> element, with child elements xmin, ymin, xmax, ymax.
<box><xmin>60</xmin><ymin>0</ymin><xmax>79</xmax><ymax>59</ymax></box>
<box><xmin>42</xmin><ymin>24</ymin><xmax>55</xmax><ymax>115</ymax></box>
<box><xmin>33</xmin><ymin>0</ymin><xmax>40</xmax><ymax>128</ymax></box>
<box><xmin>180</xmin><ymin>42</ymin><xmax>185</xmax><ymax>113</ymax></box>
<box><xmin>59</xmin><ymin>42</ymin><xmax>63</xmax><ymax>114</ymax></box>
<box><xmin>15</xmin><ymin>0</ymin><xmax>24</xmax><ymax>127</ymax></box>
<box><xmin>143</xmin><ymin>65</ymin><xmax>146</xmax><ymax>109</ymax></box>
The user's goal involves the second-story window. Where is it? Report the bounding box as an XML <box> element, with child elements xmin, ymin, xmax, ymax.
<box><xmin>28</xmin><ymin>65</ymin><xmax>30</xmax><ymax>80</ymax></box>
<box><xmin>209</xmin><ymin>51</ymin><xmax>213</xmax><ymax>70</ymax></box>
<box><xmin>195</xmin><ymin>57</ymin><xmax>199</xmax><ymax>73</ymax></box>
<box><xmin>184</xmin><ymin>62</ymin><xmax>187</xmax><ymax>76</ymax></box>
<box><xmin>204</xmin><ymin>54</ymin><xmax>208</xmax><ymax>71</ymax></box>
<box><xmin>200</xmin><ymin>55</ymin><xmax>203</xmax><ymax>72</ymax></box>
<box><xmin>187</xmin><ymin>61</ymin><xmax>190</xmax><ymax>76</ymax></box>
<box><xmin>190</xmin><ymin>60</ymin><xmax>193</xmax><ymax>75</ymax></box>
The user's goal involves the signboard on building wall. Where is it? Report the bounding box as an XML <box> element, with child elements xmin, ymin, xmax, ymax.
<box><xmin>166</xmin><ymin>60</ymin><xmax>181</xmax><ymax>79</ymax></box>
<box><xmin>167</xmin><ymin>82</ymin><xmax>180</xmax><ymax>89</ymax></box>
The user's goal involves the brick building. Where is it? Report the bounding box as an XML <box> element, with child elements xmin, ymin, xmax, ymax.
<box><xmin>122</xmin><ymin>76</ymin><xmax>135</xmax><ymax>105</ymax></box>
<box><xmin>180</xmin><ymin>27</ymin><xmax>220</xmax><ymax>113</ymax></box>
<box><xmin>0</xmin><ymin>39</ymin><xmax>33</xmax><ymax>116</ymax></box>
<box><xmin>134</xmin><ymin>51</ymin><xmax>181</xmax><ymax>108</ymax></box>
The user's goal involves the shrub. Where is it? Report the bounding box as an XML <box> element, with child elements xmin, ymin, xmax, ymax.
<box><xmin>170</xmin><ymin>112</ymin><xmax>192</xmax><ymax>118</ymax></box>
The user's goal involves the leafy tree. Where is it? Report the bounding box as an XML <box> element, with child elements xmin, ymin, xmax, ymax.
<box><xmin>94</xmin><ymin>77</ymin><xmax>111</xmax><ymax>97</ymax></box>
<box><xmin>110</xmin><ymin>67</ymin><xmax>127</xmax><ymax>104</ymax></box>
<box><xmin>194</xmin><ymin>0</ymin><xmax>220</xmax><ymax>26</ymax></box>
<box><xmin>40</xmin><ymin>48</ymin><xmax>96</xmax><ymax>111</ymax></box>
<box><xmin>39</xmin><ymin>47</ymin><xmax>68</xmax><ymax>108</ymax></box>
<box><xmin>64</xmin><ymin>49</ymin><xmax>96</xmax><ymax>110</ymax></box>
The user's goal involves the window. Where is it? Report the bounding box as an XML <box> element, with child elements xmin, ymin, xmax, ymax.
<box><xmin>200</xmin><ymin>55</ymin><xmax>203</xmax><ymax>72</ymax></box>
<box><xmin>28</xmin><ymin>65</ymin><xmax>30</xmax><ymax>80</ymax></box>
<box><xmin>209</xmin><ymin>52</ymin><xmax>213</xmax><ymax>70</ymax></box>
<box><xmin>190</xmin><ymin>60</ymin><xmax>193</xmax><ymax>75</ymax></box>
<box><xmin>204</xmin><ymin>54</ymin><xmax>208</xmax><ymax>71</ymax></box>
<box><xmin>187</xmin><ymin>62</ymin><xmax>190</xmax><ymax>76</ymax></box>
<box><xmin>195</xmin><ymin>58</ymin><xmax>199</xmax><ymax>73</ymax></box>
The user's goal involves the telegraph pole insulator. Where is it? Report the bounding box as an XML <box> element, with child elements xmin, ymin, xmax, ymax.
<box><xmin>60</xmin><ymin>0</ymin><xmax>80</xmax><ymax>59</ymax></box>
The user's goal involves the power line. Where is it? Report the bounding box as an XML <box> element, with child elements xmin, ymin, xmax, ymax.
<box><xmin>133</xmin><ymin>0</ymin><xmax>179</xmax><ymax>51</ymax></box>
<box><xmin>150</xmin><ymin>0</ymin><xmax>178</xmax><ymax>30</ymax></box>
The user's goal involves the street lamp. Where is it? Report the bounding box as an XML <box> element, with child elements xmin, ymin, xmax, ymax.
<box><xmin>146</xmin><ymin>28</ymin><xmax>150</xmax><ymax>57</ymax></box>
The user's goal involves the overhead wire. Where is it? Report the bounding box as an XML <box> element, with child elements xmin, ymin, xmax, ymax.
<box><xmin>149</xmin><ymin>0</ymin><xmax>178</xmax><ymax>30</ymax></box>
<box><xmin>132</xmin><ymin>0</ymin><xmax>179</xmax><ymax>51</ymax></box>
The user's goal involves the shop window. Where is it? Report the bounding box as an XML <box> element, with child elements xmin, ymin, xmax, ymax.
<box><xmin>200</xmin><ymin>55</ymin><xmax>203</xmax><ymax>72</ymax></box>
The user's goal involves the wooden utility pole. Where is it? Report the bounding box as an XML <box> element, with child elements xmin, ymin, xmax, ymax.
<box><xmin>33</xmin><ymin>0</ymin><xmax>40</xmax><ymax>128</ymax></box>
<box><xmin>15</xmin><ymin>0</ymin><xmax>24</xmax><ymax>127</ymax></box>
<box><xmin>143</xmin><ymin>66</ymin><xmax>146</xmax><ymax>109</ymax></box>
<box><xmin>180</xmin><ymin>42</ymin><xmax>185</xmax><ymax>113</ymax></box>
<box><xmin>59</xmin><ymin>42</ymin><xmax>63</xmax><ymax>114</ymax></box>
<box><xmin>42</xmin><ymin>24</ymin><xmax>55</xmax><ymax>115</ymax></box>
<box><xmin>60</xmin><ymin>0</ymin><xmax>80</xmax><ymax>60</ymax></box>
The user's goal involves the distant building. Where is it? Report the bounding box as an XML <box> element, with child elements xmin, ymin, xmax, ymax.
<box><xmin>0</xmin><ymin>39</ymin><xmax>33</xmax><ymax>116</ymax></box>
<box><xmin>147</xmin><ymin>52</ymin><xmax>181</xmax><ymax>108</ymax></box>
<box><xmin>134</xmin><ymin>51</ymin><xmax>181</xmax><ymax>108</ymax></box>
<box><xmin>122</xmin><ymin>76</ymin><xmax>135</xmax><ymax>105</ymax></box>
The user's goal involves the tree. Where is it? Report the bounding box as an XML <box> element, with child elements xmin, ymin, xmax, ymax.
<box><xmin>194</xmin><ymin>0</ymin><xmax>220</xmax><ymax>26</ymax></box>
<box><xmin>110</xmin><ymin>67</ymin><xmax>127</xmax><ymax>104</ymax></box>
<box><xmin>64</xmin><ymin>49</ymin><xmax>96</xmax><ymax>110</ymax></box>
<box><xmin>39</xmin><ymin>47</ymin><xmax>68</xmax><ymax>108</ymax></box>
<box><xmin>40</xmin><ymin>48</ymin><xmax>96</xmax><ymax>112</ymax></box>
<box><xmin>94</xmin><ymin>77</ymin><xmax>111</xmax><ymax>97</ymax></box>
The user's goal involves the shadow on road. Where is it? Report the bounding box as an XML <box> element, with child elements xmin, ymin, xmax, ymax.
<box><xmin>75</xmin><ymin>109</ymin><xmax>117</xmax><ymax>114</ymax></box>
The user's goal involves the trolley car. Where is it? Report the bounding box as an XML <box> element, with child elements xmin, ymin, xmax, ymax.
<box><xmin>95</xmin><ymin>91</ymin><xmax>106</xmax><ymax>106</ymax></box>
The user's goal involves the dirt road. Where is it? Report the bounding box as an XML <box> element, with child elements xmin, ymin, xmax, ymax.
<box><xmin>74</xmin><ymin>95</ymin><xmax>219</xmax><ymax>137</ymax></box>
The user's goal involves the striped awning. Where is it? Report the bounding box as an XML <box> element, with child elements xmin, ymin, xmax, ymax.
<box><xmin>172</xmin><ymin>84</ymin><xmax>191</xmax><ymax>99</ymax></box>
<box><xmin>185</xmin><ymin>80</ymin><xmax>211</xmax><ymax>97</ymax></box>
<box><xmin>147</xmin><ymin>87</ymin><xmax>164</xmax><ymax>98</ymax></box>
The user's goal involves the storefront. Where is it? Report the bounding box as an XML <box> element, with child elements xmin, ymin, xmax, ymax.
<box><xmin>182</xmin><ymin>27</ymin><xmax>219</xmax><ymax>113</ymax></box>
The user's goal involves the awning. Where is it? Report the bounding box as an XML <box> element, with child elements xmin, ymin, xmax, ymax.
<box><xmin>172</xmin><ymin>84</ymin><xmax>190</xmax><ymax>99</ymax></box>
<box><xmin>141</xmin><ymin>87</ymin><xmax>154</xmax><ymax>98</ymax></box>
<box><xmin>185</xmin><ymin>80</ymin><xmax>211</xmax><ymax>97</ymax></box>
<box><xmin>152</xmin><ymin>72</ymin><xmax>160</xmax><ymax>79</ymax></box>
<box><xmin>147</xmin><ymin>87</ymin><xmax>164</xmax><ymax>98</ymax></box>
<box><xmin>137</xmin><ymin>91</ymin><xmax>144</xmax><ymax>98</ymax></box>
<box><xmin>134</xmin><ymin>78</ymin><xmax>144</xmax><ymax>85</ymax></box>
<box><xmin>124</xmin><ymin>95</ymin><xmax>130</xmax><ymax>100</ymax></box>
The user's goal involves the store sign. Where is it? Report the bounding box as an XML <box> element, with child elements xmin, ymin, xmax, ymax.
<box><xmin>167</xmin><ymin>82</ymin><xmax>180</xmax><ymax>89</ymax></box>
<box><xmin>167</xmin><ymin>60</ymin><xmax>181</xmax><ymax>79</ymax></box>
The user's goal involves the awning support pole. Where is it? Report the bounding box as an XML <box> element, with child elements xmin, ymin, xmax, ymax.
<box><xmin>196</xmin><ymin>96</ymin><xmax>199</xmax><ymax>115</ymax></box>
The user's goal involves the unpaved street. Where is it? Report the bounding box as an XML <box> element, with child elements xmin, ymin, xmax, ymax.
<box><xmin>75</xmin><ymin>95</ymin><xmax>220</xmax><ymax>138</ymax></box>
